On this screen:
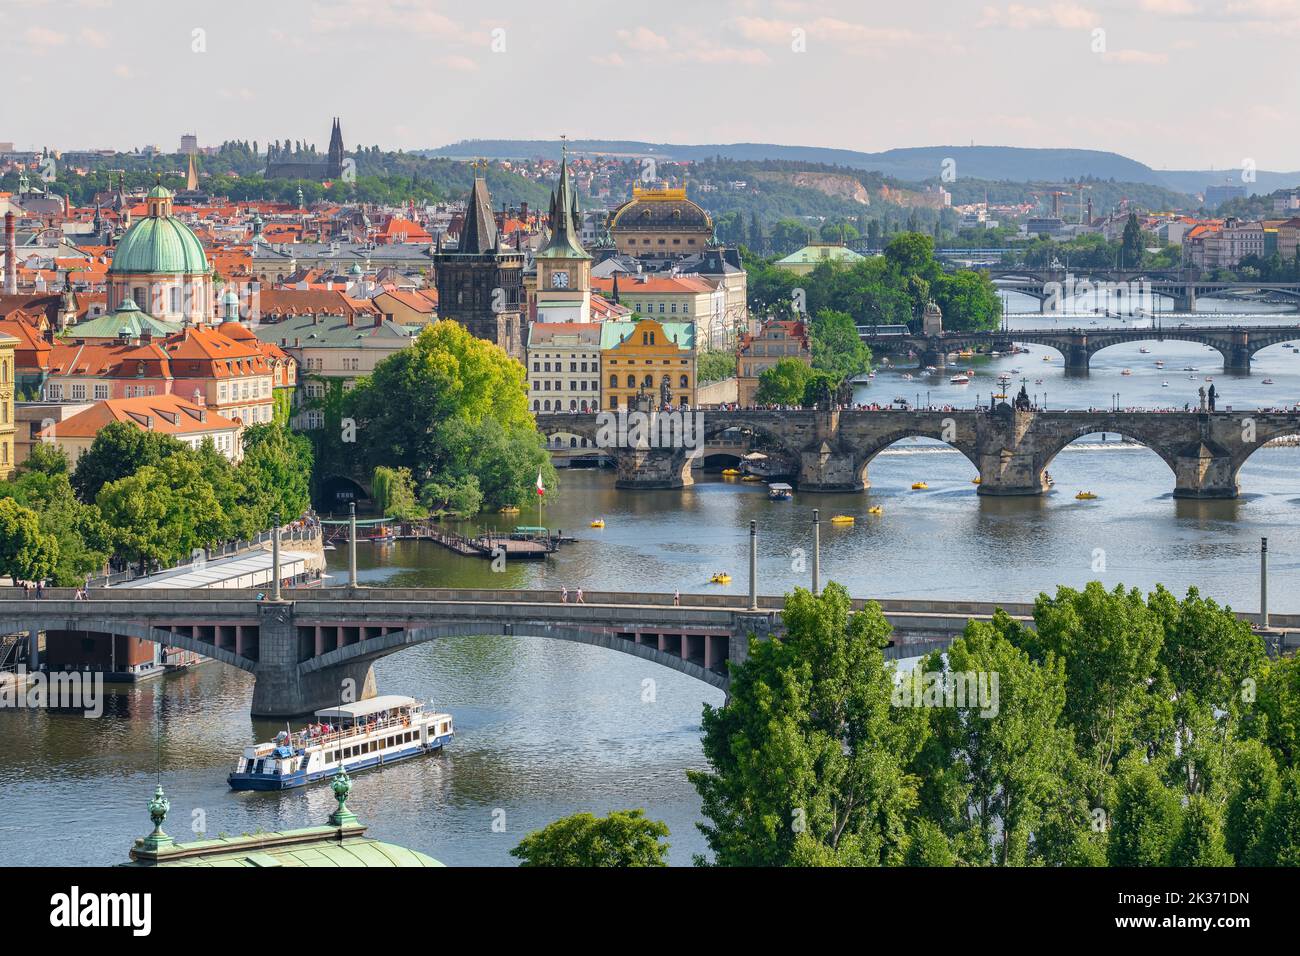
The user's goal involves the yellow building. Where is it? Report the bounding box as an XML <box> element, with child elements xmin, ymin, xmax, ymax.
<box><xmin>0</xmin><ymin>332</ymin><xmax>16</xmax><ymax>477</ymax></box>
<box><xmin>608</xmin><ymin>186</ymin><xmax>712</xmax><ymax>258</ymax></box>
<box><xmin>600</xmin><ymin>317</ymin><xmax>696</xmax><ymax>411</ymax></box>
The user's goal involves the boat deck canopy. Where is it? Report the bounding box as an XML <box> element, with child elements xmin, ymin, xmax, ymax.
<box><xmin>314</xmin><ymin>695</ymin><xmax>417</xmax><ymax>720</ymax></box>
<box><xmin>768</xmin><ymin>483</ymin><xmax>793</xmax><ymax>491</ymax></box>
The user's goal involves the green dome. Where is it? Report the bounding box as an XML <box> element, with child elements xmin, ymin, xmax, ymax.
<box><xmin>110</xmin><ymin>211</ymin><xmax>209</xmax><ymax>276</ymax></box>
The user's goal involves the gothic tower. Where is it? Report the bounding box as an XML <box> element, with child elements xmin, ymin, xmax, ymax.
<box><xmin>534</xmin><ymin>144</ymin><xmax>592</xmax><ymax>323</ymax></box>
<box><xmin>433</xmin><ymin>171</ymin><xmax>525</xmax><ymax>359</ymax></box>
<box><xmin>326</xmin><ymin>118</ymin><xmax>345</xmax><ymax>180</ymax></box>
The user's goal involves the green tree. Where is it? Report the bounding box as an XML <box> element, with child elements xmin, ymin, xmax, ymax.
<box><xmin>1121</xmin><ymin>212</ymin><xmax>1144</xmax><ymax>268</ymax></box>
<box><xmin>371</xmin><ymin>465</ymin><xmax>425</xmax><ymax>520</ymax></box>
<box><xmin>1167</xmin><ymin>794</ymin><xmax>1233</xmax><ymax>866</ymax></box>
<box><xmin>344</xmin><ymin>321</ymin><xmax>553</xmax><ymax>513</ymax></box>
<box><xmin>755</xmin><ymin>358</ymin><xmax>812</xmax><ymax>405</ymax></box>
<box><xmin>0</xmin><ymin>498</ymin><xmax>59</xmax><ymax>582</ymax></box>
<box><xmin>1247</xmin><ymin>655</ymin><xmax>1300</xmax><ymax>767</ymax></box>
<box><xmin>241</xmin><ymin>423</ymin><xmax>313</xmax><ymax>522</ymax></box>
<box><xmin>70</xmin><ymin>421</ymin><xmax>185</xmax><ymax>503</ymax></box>
<box><xmin>689</xmin><ymin>584</ymin><xmax>924</xmax><ymax>866</ymax></box>
<box><xmin>1107</xmin><ymin>758</ymin><xmax>1183</xmax><ymax>866</ymax></box>
<box><xmin>1223</xmin><ymin>740</ymin><xmax>1279</xmax><ymax>866</ymax></box>
<box><xmin>510</xmin><ymin>809</ymin><xmax>670</xmax><ymax>867</ymax></box>
<box><xmin>1259</xmin><ymin>768</ymin><xmax>1300</xmax><ymax>866</ymax></box>
<box><xmin>419</xmin><ymin>475</ymin><xmax>482</xmax><ymax>517</ymax></box>
<box><xmin>809</xmin><ymin>308</ymin><xmax>871</xmax><ymax>382</ymax></box>
<box><xmin>697</xmin><ymin>349</ymin><xmax>737</xmax><ymax>384</ymax></box>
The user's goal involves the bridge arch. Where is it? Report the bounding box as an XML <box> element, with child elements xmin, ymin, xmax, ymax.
<box><xmin>0</xmin><ymin>616</ymin><xmax>258</xmax><ymax>673</ymax></box>
<box><xmin>298</xmin><ymin>620</ymin><xmax>731</xmax><ymax>691</ymax></box>
<box><xmin>851</xmin><ymin>428</ymin><xmax>982</xmax><ymax>487</ymax></box>
<box><xmin>1030</xmin><ymin>418</ymin><xmax>1188</xmax><ymax>490</ymax></box>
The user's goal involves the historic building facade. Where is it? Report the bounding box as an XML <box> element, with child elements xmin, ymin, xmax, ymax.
<box><xmin>534</xmin><ymin>151</ymin><xmax>593</xmax><ymax>324</ymax></box>
<box><xmin>600</xmin><ymin>317</ymin><xmax>696</xmax><ymax>411</ymax></box>
<box><xmin>608</xmin><ymin>185</ymin><xmax>713</xmax><ymax>258</ymax></box>
<box><xmin>735</xmin><ymin>318</ymin><xmax>811</xmax><ymax>406</ymax></box>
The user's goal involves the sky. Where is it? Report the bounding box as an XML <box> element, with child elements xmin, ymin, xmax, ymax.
<box><xmin>2</xmin><ymin>0</ymin><xmax>1298</xmax><ymax>171</ymax></box>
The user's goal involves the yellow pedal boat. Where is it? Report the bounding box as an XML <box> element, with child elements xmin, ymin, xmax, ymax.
<box><xmin>590</xmin><ymin>518</ymin><xmax>605</xmax><ymax>528</ymax></box>
<box><xmin>1075</xmin><ymin>491</ymin><xmax>1098</xmax><ymax>500</ymax></box>
<box><xmin>830</xmin><ymin>515</ymin><xmax>855</xmax><ymax>525</ymax></box>
<box><xmin>710</xmin><ymin>573</ymin><xmax>732</xmax><ymax>585</ymax></box>
<box><xmin>911</xmin><ymin>481</ymin><xmax>928</xmax><ymax>490</ymax></box>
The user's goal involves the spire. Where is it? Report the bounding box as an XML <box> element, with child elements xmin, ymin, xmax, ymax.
<box><xmin>611</xmin><ymin>271</ymin><xmax>620</xmax><ymax>303</ymax></box>
<box><xmin>457</xmin><ymin>161</ymin><xmax>498</xmax><ymax>254</ymax></box>
<box><xmin>186</xmin><ymin>152</ymin><xmax>198</xmax><ymax>191</ymax></box>
<box><xmin>536</xmin><ymin>138</ymin><xmax>590</xmax><ymax>261</ymax></box>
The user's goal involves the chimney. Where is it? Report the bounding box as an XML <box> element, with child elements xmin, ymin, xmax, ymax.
<box><xmin>4</xmin><ymin>212</ymin><xmax>17</xmax><ymax>294</ymax></box>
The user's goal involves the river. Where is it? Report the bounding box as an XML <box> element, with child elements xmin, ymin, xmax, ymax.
<box><xmin>4</xmin><ymin>302</ymin><xmax>1300</xmax><ymax>867</ymax></box>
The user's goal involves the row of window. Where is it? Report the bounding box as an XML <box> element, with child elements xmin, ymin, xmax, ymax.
<box><xmin>532</xmin><ymin>380</ymin><xmax>596</xmax><ymax>392</ymax></box>
<box><xmin>533</xmin><ymin>361</ymin><xmax>594</xmax><ymax>373</ymax></box>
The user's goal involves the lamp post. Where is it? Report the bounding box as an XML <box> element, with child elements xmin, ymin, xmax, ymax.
<box><xmin>811</xmin><ymin>509</ymin><xmax>821</xmax><ymax>596</ymax></box>
<box><xmin>1261</xmin><ymin>537</ymin><xmax>1269</xmax><ymax>629</ymax></box>
<box><xmin>348</xmin><ymin>501</ymin><xmax>358</xmax><ymax>589</ymax></box>
<box><xmin>748</xmin><ymin>520</ymin><xmax>758</xmax><ymax>611</ymax></box>
<box><xmin>271</xmin><ymin>512</ymin><xmax>281</xmax><ymax>602</ymax></box>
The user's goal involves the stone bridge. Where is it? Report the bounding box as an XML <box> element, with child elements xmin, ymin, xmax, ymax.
<box><xmin>861</xmin><ymin>324</ymin><xmax>1300</xmax><ymax>372</ymax></box>
<box><xmin>0</xmin><ymin>587</ymin><xmax>1031</xmax><ymax>716</ymax></box>
<box><xmin>538</xmin><ymin>407</ymin><xmax>1300</xmax><ymax>497</ymax></box>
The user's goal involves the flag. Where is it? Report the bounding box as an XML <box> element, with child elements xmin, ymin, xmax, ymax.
<box><xmin>536</xmin><ymin>471</ymin><xmax>546</xmax><ymax>497</ymax></box>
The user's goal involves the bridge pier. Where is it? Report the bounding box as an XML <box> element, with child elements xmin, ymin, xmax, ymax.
<box><xmin>1173</xmin><ymin>287</ymin><xmax>1196</xmax><ymax>312</ymax></box>
<box><xmin>796</xmin><ymin>443</ymin><xmax>865</xmax><ymax>492</ymax></box>
<box><xmin>614</xmin><ymin>447</ymin><xmax>695</xmax><ymax>490</ymax></box>
<box><xmin>1064</xmin><ymin>338</ymin><xmax>1091</xmax><ymax>372</ymax></box>
<box><xmin>1171</xmin><ymin>441</ymin><xmax>1239</xmax><ymax>499</ymax></box>
<box><xmin>249</xmin><ymin>601</ymin><xmax>377</xmax><ymax>718</ymax></box>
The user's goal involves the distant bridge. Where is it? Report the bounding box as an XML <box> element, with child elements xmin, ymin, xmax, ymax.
<box><xmin>538</xmin><ymin>407</ymin><xmax>1300</xmax><ymax>498</ymax></box>
<box><xmin>973</xmin><ymin>267</ymin><xmax>1300</xmax><ymax>312</ymax></box>
<box><xmin>860</xmin><ymin>323</ymin><xmax>1300</xmax><ymax>372</ymax></box>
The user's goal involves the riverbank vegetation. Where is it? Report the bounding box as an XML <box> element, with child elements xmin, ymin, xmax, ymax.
<box><xmin>745</xmin><ymin>233</ymin><xmax>1002</xmax><ymax>333</ymax></box>
<box><xmin>331</xmin><ymin>321</ymin><xmax>556</xmax><ymax>517</ymax></box>
<box><xmin>0</xmin><ymin>422</ymin><xmax>311</xmax><ymax>583</ymax></box>
<box><xmin>520</xmin><ymin>580</ymin><xmax>1299</xmax><ymax>867</ymax></box>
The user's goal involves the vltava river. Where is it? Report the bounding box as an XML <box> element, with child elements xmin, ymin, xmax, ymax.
<box><xmin>5</xmin><ymin>307</ymin><xmax>1300</xmax><ymax>867</ymax></box>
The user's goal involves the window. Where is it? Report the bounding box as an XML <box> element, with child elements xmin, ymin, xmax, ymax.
<box><xmin>609</xmin><ymin>374</ymin><xmax>617</xmax><ymax>388</ymax></box>
<box><xmin>70</xmin><ymin>384</ymin><xmax>86</xmax><ymax>401</ymax></box>
<box><xmin>94</xmin><ymin>384</ymin><xmax>109</xmax><ymax>400</ymax></box>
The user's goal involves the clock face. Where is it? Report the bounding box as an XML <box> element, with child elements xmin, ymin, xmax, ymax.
<box><xmin>551</xmin><ymin>270</ymin><xmax>569</xmax><ymax>289</ymax></box>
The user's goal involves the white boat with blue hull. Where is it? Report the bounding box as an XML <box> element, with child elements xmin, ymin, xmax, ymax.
<box><xmin>228</xmin><ymin>695</ymin><xmax>453</xmax><ymax>791</ymax></box>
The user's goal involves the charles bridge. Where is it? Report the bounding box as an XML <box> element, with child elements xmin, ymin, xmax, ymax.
<box><xmin>539</xmin><ymin>407</ymin><xmax>1300</xmax><ymax>499</ymax></box>
<box><xmin>860</xmin><ymin>323</ymin><xmax>1300</xmax><ymax>373</ymax></box>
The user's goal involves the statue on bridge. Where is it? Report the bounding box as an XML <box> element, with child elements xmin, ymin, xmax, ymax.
<box><xmin>1208</xmin><ymin>383</ymin><xmax>1217</xmax><ymax>412</ymax></box>
<box><xmin>1198</xmin><ymin>385</ymin><xmax>1207</xmax><ymax>412</ymax></box>
<box><xmin>1014</xmin><ymin>383</ymin><xmax>1032</xmax><ymax>411</ymax></box>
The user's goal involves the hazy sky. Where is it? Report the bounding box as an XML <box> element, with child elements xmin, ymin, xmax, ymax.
<box><xmin>3</xmin><ymin>0</ymin><xmax>1297</xmax><ymax>170</ymax></box>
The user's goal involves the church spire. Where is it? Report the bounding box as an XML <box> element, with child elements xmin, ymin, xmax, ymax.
<box><xmin>536</xmin><ymin>138</ymin><xmax>590</xmax><ymax>261</ymax></box>
<box><xmin>458</xmin><ymin>160</ymin><xmax>498</xmax><ymax>254</ymax></box>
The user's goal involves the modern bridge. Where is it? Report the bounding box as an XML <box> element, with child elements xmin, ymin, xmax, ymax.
<box><xmin>538</xmin><ymin>407</ymin><xmax>1300</xmax><ymax>498</ymax></box>
<box><xmin>5</xmin><ymin>585</ymin><xmax>1294</xmax><ymax>717</ymax></box>
<box><xmin>0</xmin><ymin>586</ymin><xmax>1033</xmax><ymax>716</ymax></box>
<box><xmin>974</xmin><ymin>267</ymin><xmax>1300</xmax><ymax>312</ymax></box>
<box><xmin>860</xmin><ymin>323</ymin><xmax>1300</xmax><ymax>372</ymax></box>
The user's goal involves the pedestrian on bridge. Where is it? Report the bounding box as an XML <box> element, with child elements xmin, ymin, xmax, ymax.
<box><xmin>560</xmin><ymin>586</ymin><xmax>568</xmax><ymax>603</ymax></box>
<box><xmin>674</xmin><ymin>589</ymin><xmax>680</xmax><ymax>606</ymax></box>
<box><xmin>575</xmin><ymin>588</ymin><xmax>585</xmax><ymax>604</ymax></box>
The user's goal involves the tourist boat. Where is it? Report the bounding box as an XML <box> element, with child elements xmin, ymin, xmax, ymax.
<box><xmin>1263</xmin><ymin>378</ymin><xmax>1275</xmax><ymax>385</ymax></box>
<box><xmin>1121</xmin><ymin>368</ymin><xmax>1132</xmax><ymax>376</ymax></box>
<box><xmin>1183</xmin><ymin>366</ymin><xmax>1198</xmax><ymax>371</ymax></box>
<box><xmin>949</xmin><ymin>374</ymin><xmax>970</xmax><ymax>385</ymax></box>
<box><xmin>1162</xmin><ymin>381</ymin><xmax>1170</xmax><ymax>387</ymax></box>
<box><xmin>1139</xmin><ymin>347</ymin><xmax>1150</xmax><ymax>353</ymax></box>
<box><xmin>1154</xmin><ymin>360</ymin><xmax>1164</xmax><ymax>368</ymax></box>
<box><xmin>911</xmin><ymin>481</ymin><xmax>928</xmax><ymax>490</ymax></box>
<box><xmin>767</xmin><ymin>482</ymin><xmax>794</xmax><ymax>501</ymax></box>
<box><xmin>589</xmin><ymin>518</ymin><xmax>605</xmax><ymax>528</ymax></box>
<box><xmin>710</xmin><ymin>572</ymin><xmax>732</xmax><ymax>585</ymax></box>
<box><xmin>830</xmin><ymin>515</ymin><xmax>855</xmax><ymax>525</ymax></box>
<box><xmin>1075</xmin><ymin>491</ymin><xmax>1098</xmax><ymax>500</ymax></box>
<box><xmin>228</xmin><ymin>696</ymin><xmax>453</xmax><ymax>792</ymax></box>
<box><xmin>867</xmin><ymin>505</ymin><xmax>884</xmax><ymax>515</ymax></box>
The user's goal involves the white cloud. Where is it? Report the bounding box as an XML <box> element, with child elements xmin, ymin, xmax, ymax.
<box><xmin>614</xmin><ymin>26</ymin><xmax>670</xmax><ymax>52</ymax></box>
<box><xmin>978</xmin><ymin>3</ymin><xmax>1098</xmax><ymax>30</ymax></box>
<box><xmin>590</xmin><ymin>52</ymin><xmax>624</xmax><ymax>67</ymax></box>
<box><xmin>77</xmin><ymin>27</ymin><xmax>109</xmax><ymax>48</ymax></box>
<box><xmin>24</xmin><ymin>26</ymin><xmax>68</xmax><ymax>50</ymax></box>
<box><xmin>1101</xmin><ymin>48</ymin><xmax>1170</xmax><ymax>63</ymax></box>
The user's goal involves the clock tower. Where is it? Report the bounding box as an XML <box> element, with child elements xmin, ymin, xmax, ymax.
<box><xmin>534</xmin><ymin>143</ymin><xmax>592</xmax><ymax>323</ymax></box>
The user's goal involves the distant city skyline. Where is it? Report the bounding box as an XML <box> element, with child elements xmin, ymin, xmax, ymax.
<box><xmin>2</xmin><ymin>0</ymin><xmax>1298</xmax><ymax>171</ymax></box>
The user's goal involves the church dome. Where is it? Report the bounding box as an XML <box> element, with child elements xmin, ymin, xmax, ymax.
<box><xmin>110</xmin><ymin>186</ymin><xmax>209</xmax><ymax>276</ymax></box>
